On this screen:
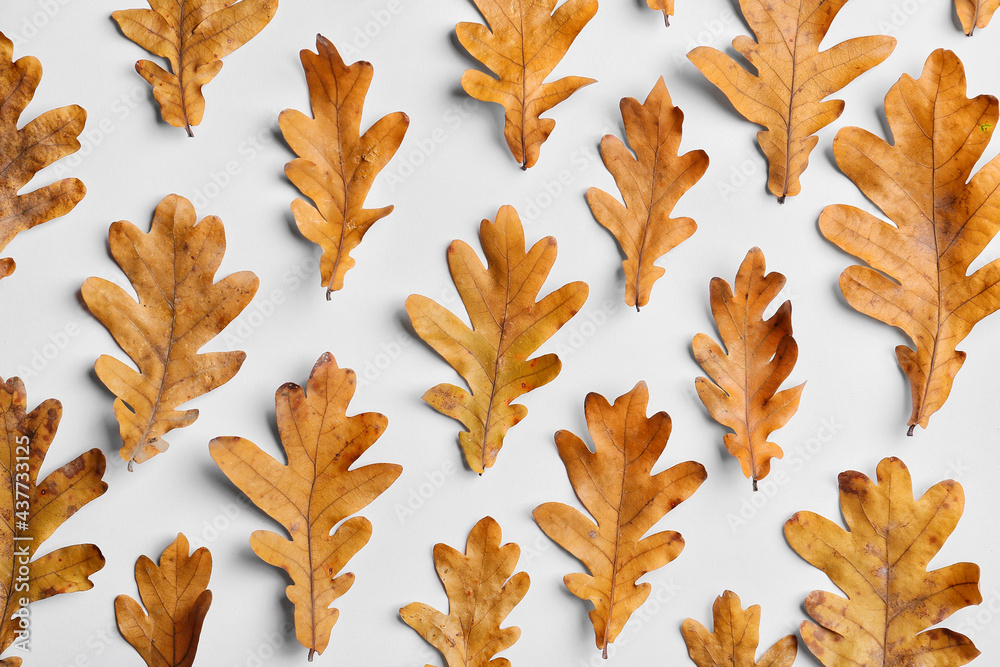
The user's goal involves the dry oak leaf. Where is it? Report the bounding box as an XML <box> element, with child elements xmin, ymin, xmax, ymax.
<box><xmin>400</xmin><ymin>516</ymin><xmax>529</xmax><ymax>667</ymax></box>
<box><xmin>533</xmin><ymin>382</ymin><xmax>706</xmax><ymax>657</ymax></box>
<box><xmin>457</xmin><ymin>0</ymin><xmax>597</xmax><ymax>168</ymax></box>
<box><xmin>280</xmin><ymin>35</ymin><xmax>409</xmax><ymax>299</ymax></box>
<box><xmin>0</xmin><ymin>31</ymin><xmax>86</xmax><ymax>281</ymax></box>
<box><xmin>405</xmin><ymin>205</ymin><xmax>589</xmax><ymax>473</ymax></box>
<box><xmin>586</xmin><ymin>77</ymin><xmax>708</xmax><ymax>310</ymax></box>
<box><xmin>819</xmin><ymin>49</ymin><xmax>1000</xmax><ymax>435</ymax></box>
<box><xmin>0</xmin><ymin>376</ymin><xmax>108</xmax><ymax>665</ymax></box>
<box><xmin>648</xmin><ymin>0</ymin><xmax>674</xmax><ymax>26</ymax></box>
<box><xmin>693</xmin><ymin>248</ymin><xmax>804</xmax><ymax>490</ymax></box>
<box><xmin>682</xmin><ymin>590</ymin><xmax>797</xmax><ymax>667</ymax></box>
<box><xmin>688</xmin><ymin>0</ymin><xmax>895</xmax><ymax>201</ymax></box>
<box><xmin>955</xmin><ymin>0</ymin><xmax>999</xmax><ymax>34</ymax></box>
<box><xmin>785</xmin><ymin>456</ymin><xmax>981</xmax><ymax>666</ymax></box>
<box><xmin>210</xmin><ymin>353</ymin><xmax>402</xmax><ymax>660</ymax></box>
<box><xmin>112</xmin><ymin>0</ymin><xmax>278</xmax><ymax>136</ymax></box>
<box><xmin>115</xmin><ymin>533</ymin><xmax>212</xmax><ymax>667</ymax></box>
<box><xmin>82</xmin><ymin>194</ymin><xmax>259</xmax><ymax>469</ymax></box>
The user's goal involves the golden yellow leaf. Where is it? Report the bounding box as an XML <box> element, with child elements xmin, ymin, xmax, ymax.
<box><xmin>0</xmin><ymin>31</ymin><xmax>86</xmax><ymax>281</ymax></box>
<box><xmin>400</xmin><ymin>516</ymin><xmax>529</xmax><ymax>667</ymax></box>
<box><xmin>693</xmin><ymin>248</ymin><xmax>804</xmax><ymax>490</ymax></box>
<box><xmin>688</xmin><ymin>0</ymin><xmax>895</xmax><ymax>201</ymax></box>
<box><xmin>785</xmin><ymin>456</ymin><xmax>981</xmax><ymax>666</ymax></box>
<box><xmin>819</xmin><ymin>49</ymin><xmax>1000</xmax><ymax>434</ymax></box>
<box><xmin>210</xmin><ymin>353</ymin><xmax>402</xmax><ymax>660</ymax></box>
<box><xmin>533</xmin><ymin>382</ymin><xmax>706</xmax><ymax>657</ymax></box>
<box><xmin>115</xmin><ymin>533</ymin><xmax>212</xmax><ymax>667</ymax></box>
<box><xmin>82</xmin><ymin>194</ymin><xmax>259</xmax><ymax>468</ymax></box>
<box><xmin>280</xmin><ymin>35</ymin><xmax>409</xmax><ymax>298</ymax></box>
<box><xmin>955</xmin><ymin>0</ymin><xmax>1000</xmax><ymax>34</ymax></box>
<box><xmin>586</xmin><ymin>77</ymin><xmax>708</xmax><ymax>310</ymax></box>
<box><xmin>457</xmin><ymin>0</ymin><xmax>597</xmax><ymax>168</ymax></box>
<box><xmin>682</xmin><ymin>590</ymin><xmax>797</xmax><ymax>667</ymax></box>
<box><xmin>405</xmin><ymin>205</ymin><xmax>589</xmax><ymax>473</ymax></box>
<box><xmin>0</xmin><ymin>377</ymin><xmax>107</xmax><ymax>664</ymax></box>
<box><xmin>112</xmin><ymin>0</ymin><xmax>278</xmax><ymax>135</ymax></box>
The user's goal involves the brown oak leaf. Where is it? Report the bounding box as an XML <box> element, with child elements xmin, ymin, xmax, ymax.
<box><xmin>682</xmin><ymin>590</ymin><xmax>797</xmax><ymax>666</ymax></box>
<box><xmin>819</xmin><ymin>49</ymin><xmax>1000</xmax><ymax>434</ymax></box>
<box><xmin>785</xmin><ymin>456</ymin><xmax>981</xmax><ymax>665</ymax></box>
<box><xmin>955</xmin><ymin>0</ymin><xmax>999</xmax><ymax>34</ymax></box>
<box><xmin>112</xmin><ymin>0</ymin><xmax>278</xmax><ymax>135</ymax></box>
<box><xmin>400</xmin><ymin>516</ymin><xmax>529</xmax><ymax>667</ymax></box>
<box><xmin>533</xmin><ymin>382</ymin><xmax>706</xmax><ymax>657</ymax></box>
<box><xmin>210</xmin><ymin>353</ymin><xmax>402</xmax><ymax>660</ymax></box>
<box><xmin>586</xmin><ymin>77</ymin><xmax>708</xmax><ymax>310</ymax></box>
<box><xmin>693</xmin><ymin>248</ymin><xmax>804</xmax><ymax>490</ymax></box>
<box><xmin>0</xmin><ymin>32</ymin><xmax>86</xmax><ymax>281</ymax></box>
<box><xmin>280</xmin><ymin>35</ymin><xmax>409</xmax><ymax>299</ymax></box>
<box><xmin>405</xmin><ymin>205</ymin><xmax>589</xmax><ymax>473</ymax></box>
<box><xmin>648</xmin><ymin>0</ymin><xmax>674</xmax><ymax>25</ymax></box>
<box><xmin>115</xmin><ymin>533</ymin><xmax>212</xmax><ymax>667</ymax></box>
<box><xmin>82</xmin><ymin>194</ymin><xmax>259</xmax><ymax>468</ymax></box>
<box><xmin>0</xmin><ymin>377</ymin><xmax>107</xmax><ymax>665</ymax></box>
<box><xmin>688</xmin><ymin>0</ymin><xmax>895</xmax><ymax>201</ymax></box>
<box><xmin>457</xmin><ymin>0</ymin><xmax>597</xmax><ymax>168</ymax></box>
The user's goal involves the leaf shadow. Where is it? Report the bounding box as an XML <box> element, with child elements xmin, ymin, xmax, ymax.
<box><xmin>726</xmin><ymin>0</ymin><xmax>753</xmax><ymax>34</ymax></box>
<box><xmin>447</xmin><ymin>17</ymin><xmax>528</xmax><ymax>167</ymax></box>
<box><xmin>394</xmin><ymin>307</ymin><xmax>478</xmax><ymax>474</ymax></box>
<box><xmin>108</xmin><ymin>15</ymin><xmax>175</xmax><ymax>132</ymax></box>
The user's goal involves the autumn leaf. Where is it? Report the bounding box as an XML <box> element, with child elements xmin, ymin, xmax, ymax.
<box><xmin>586</xmin><ymin>77</ymin><xmax>708</xmax><ymax>310</ymax></box>
<box><xmin>682</xmin><ymin>590</ymin><xmax>797</xmax><ymax>667</ymax></box>
<box><xmin>688</xmin><ymin>0</ymin><xmax>895</xmax><ymax>201</ymax></box>
<box><xmin>280</xmin><ymin>35</ymin><xmax>409</xmax><ymax>299</ymax></box>
<box><xmin>819</xmin><ymin>49</ymin><xmax>1000</xmax><ymax>434</ymax></box>
<box><xmin>115</xmin><ymin>534</ymin><xmax>212</xmax><ymax>667</ymax></box>
<box><xmin>785</xmin><ymin>456</ymin><xmax>981</xmax><ymax>665</ymax></box>
<box><xmin>405</xmin><ymin>205</ymin><xmax>588</xmax><ymax>473</ymax></box>
<box><xmin>400</xmin><ymin>516</ymin><xmax>529</xmax><ymax>667</ymax></box>
<box><xmin>112</xmin><ymin>0</ymin><xmax>278</xmax><ymax>135</ymax></box>
<box><xmin>210</xmin><ymin>353</ymin><xmax>401</xmax><ymax>660</ymax></box>
<box><xmin>457</xmin><ymin>0</ymin><xmax>597</xmax><ymax>168</ymax></box>
<box><xmin>0</xmin><ymin>376</ymin><xmax>108</xmax><ymax>665</ymax></box>
<box><xmin>693</xmin><ymin>248</ymin><xmax>804</xmax><ymax>490</ymax></box>
<box><xmin>955</xmin><ymin>0</ymin><xmax>999</xmax><ymax>34</ymax></box>
<box><xmin>647</xmin><ymin>0</ymin><xmax>674</xmax><ymax>25</ymax></box>
<box><xmin>82</xmin><ymin>194</ymin><xmax>259</xmax><ymax>468</ymax></box>
<box><xmin>0</xmin><ymin>31</ymin><xmax>86</xmax><ymax>281</ymax></box>
<box><xmin>533</xmin><ymin>382</ymin><xmax>706</xmax><ymax>657</ymax></box>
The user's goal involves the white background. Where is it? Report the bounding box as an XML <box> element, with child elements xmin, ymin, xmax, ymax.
<box><xmin>1</xmin><ymin>0</ymin><xmax>999</xmax><ymax>665</ymax></box>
